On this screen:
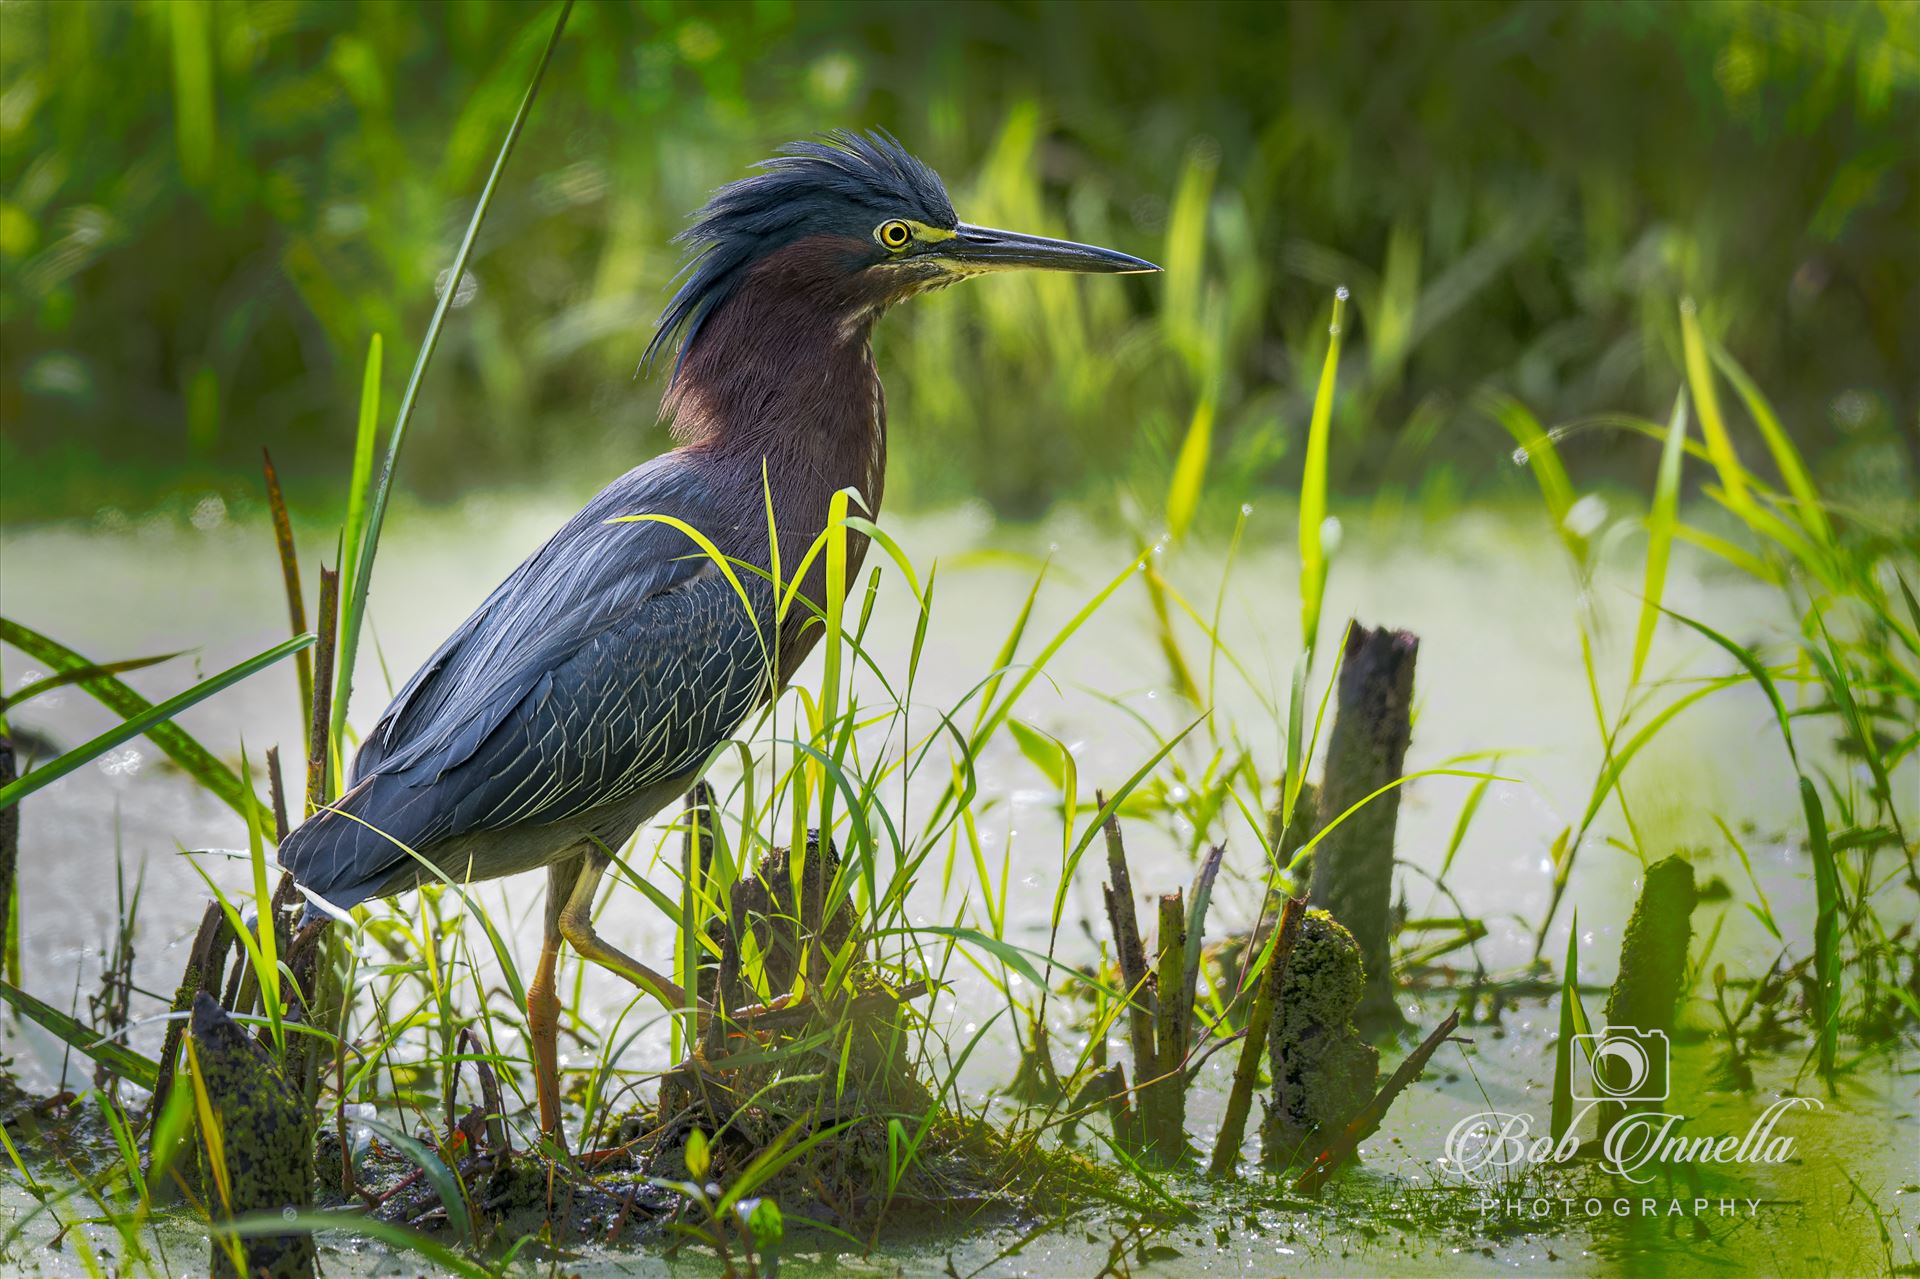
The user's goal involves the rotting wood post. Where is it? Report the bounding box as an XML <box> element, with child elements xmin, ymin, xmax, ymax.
<box><xmin>280</xmin><ymin>918</ymin><xmax>340</xmax><ymax>1111</ymax></box>
<box><xmin>796</xmin><ymin>829</ymin><xmax>833</xmax><ymax>990</ymax></box>
<box><xmin>1599</xmin><ymin>855</ymin><xmax>1697</xmax><ymax>1138</ymax></box>
<box><xmin>264</xmin><ymin>747</ymin><xmax>292</xmax><ymax>846</ymax></box>
<box><xmin>1098</xmin><ymin>798</ymin><xmax>1154</xmax><ymax>1156</ymax></box>
<box><xmin>1208</xmin><ymin>894</ymin><xmax>1306</xmax><ymax>1179</ymax></box>
<box><xmin>1309</xmin><ymin>621</ymin><xmax>1417</xmax><ymax>1033</ymax></box>
<box><xmin>191</xmin><ymin>992</ymin><xmax>315</xmax><ymax>1279</ymax></box>
<box><xmin>1150</xmin><ymin>890</ymin><xmax>1189</xmax><ymax>1163</ymax></box>
<box><xmin>0</xmin><ymin>734</ymin><xmax>17</xmax><ymax>973</ymax></box>
<box><xmin>700</xmin><ymin>886</ymin><xmax>742</xmax><ymax>1060</ymax></box>
<box><xmin>151</xmin><ymin>902</ymin><xmax>236</xmax><ymax>1132</ymax></box>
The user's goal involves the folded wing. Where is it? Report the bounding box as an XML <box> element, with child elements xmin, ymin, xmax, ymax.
<box><xmin>280</xmin><ymin>459</ymin><xmax>774</xmax><ymax>907</ymax></box>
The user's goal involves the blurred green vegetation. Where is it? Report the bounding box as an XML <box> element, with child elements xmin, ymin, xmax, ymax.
<box><xmin>1</xmin><ymin>0</ymin><xmax>1914</xmax><ymax>522</ymax></box>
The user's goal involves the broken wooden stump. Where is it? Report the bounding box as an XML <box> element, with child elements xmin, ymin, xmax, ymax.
<box><xmin>1093</xmin><ymin>809</ymin><xmax>1223</xmax><ymax>1166</ymax></box>
<box><xmin>0</xmin><ymin>734</ymin><xmax>16</xmax><ymax>969</ymax></box>
<box><xmin>1208</xmin><ymin>894</ymin><xmax>1306</xmax><ymax>1179</ymax></box>
<box><xmin>1100</xmin><ymin>803</ymin><xmax>1158</xmax><ymax>1157</ymax></box>
<box><xmin>190</xmin><ymin>992</ymin><xmax>314</xmax><ymax>1279</ymax></box>
<box><xmin>1308</xmin><ymin>621</ymin><xmax>1417</xmax><ymax>1032</ymax></box>
<box><xmin>1261</xmin><ymin>908</ymin><xmax>1380</xmax><ymax>1167</ymax></box>
<box><xmin>1148</xmin><ymin>890</ymin><xmax>1189</xmax><ymax>1162</ymax></box>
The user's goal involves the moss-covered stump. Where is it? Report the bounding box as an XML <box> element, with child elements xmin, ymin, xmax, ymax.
<box><xmin>1599</xmin><ymin>855</ymin><xmax>1697</xmax><ymax>1136</ymax></box>
<box><xmin>1603</xmin><ymin>855</ymin><xmax>1698</xmax><ymax>1033</ymax></box>
<box><xmin>189</xmin><ymin>992</ymin><xmax>315</xmax><ymax>1279</ymax></box>
<box><xmin>701</xmin><ymin>832</ymin><xmax>860</xmax><ymax>1007</ymax></box>
<box><xmin>1261</xmin><ymin>909</ymin><xmax>1380</xmax><ymax>1166</ymax></box>
<box><xmin>594</xmin><ymin>973</ymin><xmax>1075</xmax><ymax>1236</ymax></box>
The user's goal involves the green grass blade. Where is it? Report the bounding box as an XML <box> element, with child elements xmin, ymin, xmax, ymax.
<box><xmin>0</xmin><ymin>651</ymin><xmax>188</xmax><ymax>714</ymax></box>
<box><xmin>1141</xmin><ymin>554</ymin><xmax>1204</xmax><ymax>707</ymax></box>
<box><xmin>968</xmin><ymin>550</ymin><xmax>1151</xmax><ymax>754</ymax></box>
<box><xmin>239</xmin><ymin>750</ymin><xmax>283</xmax><ymax>1055</ymax></box>
<box><xmin>1708</xmin><ymin>337</ymin><xmax>1828</xmax><ymax>543</ymax></box>
<box><xmin>358</xmin><ymin>1118</ymin><xmax>473</xmax><ymax>1243</ymax></box>
<box><xmin>1671</xmin><ymin>521</ymin><xmax>1779</xmax><ymax>583</ymax></box>
<box><xmin>1438</xmin><ymin>763</ymin><xmax>1497</xmax><ymax>881</ymax></box>
<box><xmin>0</xmin><ymin>981</ymin><xmax>160</xmax><ymax>1091</ymax></box>
<box><xmin>1484</xmin><ymin>391</ymin><xmax>1580</xmax><ymax>564</ymax></box>
<box><xmin>143</xmin><ymin>1062</ymin><xmax>198</xmax><ymax>1198</ymax></box>
<box><xmin>333</xmin><ymin>2</ymin><xmax>572</xmax><ymax>750</ymax></box>
<box><xmin>1161</xmin><ymin>144</ymin><xmax>1216</xmax><ymax>372</ymax></box>
<box><xmin>224</xmin><ymin>1212</ymin><xmax>492</xmax><ymax>1279</ymax></box>
<box><xmin>1285</xmin><ymin>626</ymin><xmax>1347</xmax><ymax>837</ymax></box>
<box><xmin>1298</xmin><ymin>287</ymin><xmax>1348</xmax><ymax>657</ymax></box>
<box><xmin>1549</xmin><ymin>912</ymin><xmax>1592</xmax><ymax>1144</ymax></box>
<box><xmin>1285</xmin><ymin>767</ymin><xmax>1519</xmax><ymax>875</ymax></box>
<box><xmin>165</xmin><ymin>0</ymin><xmax>214</xmax><ymax>188</ymax></box>
<box><xmin>894</xmin><ymin>928</ymin><xmax>1121</xmax><ymax>1000</ymax></box>
<box><xmin>1800</xmin><ymin>777</ymin><xmax>1840</xmax><ymax>1079</ymax></box>
<box><xmin>1630</xmin><ymin>391</ymin><xmax>1688</xmax><ymax>686</ymax></box>
<box><xmin>969</xmin><ymin>562</ymin><xmax>1046</xmax><ymax>739</ymax></box>
<box><xmin>1575</xmin><ymin>676</ymin><xmax>1739</xmax><ymax>834</ymax></box>
<box><xmin>0</xmin><ymin>618</ymin><xmax>255</xmax><ymax>815</ymax></box>
<box><xmin>1802</xmin><ymin>613</ymin><xmax>1899</xmax><ymax>829</ymax></box>
<box><xmin>333</xmin><ymin>333</ymin><xmax>384</xmax><ymax>755</ymax></box>
<box><xmin>0</xmin><ymin>633</ymin><xmax>314</xmax><ymax>810</ymax></box>
<box><xmin>1653</xmin><ymin>603</ymin><xmax>1796</xmax><ymax>769</ymax></box>
<box><xmin>1678</xmin><ymin>298</ymin><xmax>1747</xmax><ymax>509</ymax></box>
<box><xmin>1166</xmin><ymin>387</ymin><xmax>1215</xmax><ymax>541</ymax></box>
<box><xmin>1897</xmin><ymin>573</ymin><xmax>1920</xmax><ymax>650</ymax></box>
<box><xmin>1715</xmin><ymin>816</ymin><xmax>1780</xmax><ymax>942</ymax></box>
<box><xmin>1281</xmin><ymin>649</ymin><xmax>1308</xmax><ymax>831</ymax></box>
<box><xmin>261</xmin><ymin>448</ymin><xmax>312</xmax><ymax>731</ymax></box>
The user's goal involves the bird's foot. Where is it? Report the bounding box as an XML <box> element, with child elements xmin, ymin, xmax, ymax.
<box><xmin>695</xmin><ymin>988</ymin><xmax>811</xmax><ymax>1044</ymax></box>
<box><xmin>727</xmin><ymin>990</ymin><xmax>803</xmax><ymax>1021</ymax></box>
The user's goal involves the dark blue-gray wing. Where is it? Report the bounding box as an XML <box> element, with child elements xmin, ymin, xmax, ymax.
<box><xmin>421</xmin><ymin>567</ymin><xmax>774</xmax><ymax>833</ymax></box>
<box><xmin>281</xmin><ymin>568</ymin><xmax>775</xmax><ymax>909</ymax></box>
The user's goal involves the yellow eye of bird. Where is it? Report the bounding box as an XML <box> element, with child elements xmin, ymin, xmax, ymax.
<box><xmin>878</xmin><ymin>219</ymin><xmax>912</xmax><ymax>250</ymax></box>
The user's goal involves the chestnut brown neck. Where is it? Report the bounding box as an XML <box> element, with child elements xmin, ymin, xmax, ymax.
<box><xmin>664</xmin><ymin>235</ymin><xmax>888</xmax><ymax>517</ymax></box>
<box><xmin>660</xmin><ymin>235</ymin><xmax>888</xmax><ymax>668</ymax></box>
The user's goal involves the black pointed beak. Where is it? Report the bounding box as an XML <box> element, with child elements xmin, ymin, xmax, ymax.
<box><xmin>941</xmin><ymin>223</ymin><xmax>1160</xmax><ymax>274</ymax></box>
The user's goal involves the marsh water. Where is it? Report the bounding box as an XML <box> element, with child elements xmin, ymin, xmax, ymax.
<box><xmin>1</xmin><ymin>496</ymin><xmax>1912</xmax><ymax>1276</ymax></box>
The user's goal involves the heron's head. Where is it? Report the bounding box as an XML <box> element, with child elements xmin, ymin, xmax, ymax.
<box><xmin>644</xmin><ymin>130</ymin><xmax>1157</xmax><ymax>380</ymax></box>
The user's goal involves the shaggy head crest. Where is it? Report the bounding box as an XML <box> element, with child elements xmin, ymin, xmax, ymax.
<box><xmin>643</xmin><ymin>130</ymin><xmax>955</xmax><ymax>381</ymax></box>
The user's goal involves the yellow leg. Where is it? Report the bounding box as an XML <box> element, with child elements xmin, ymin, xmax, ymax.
<box><xmin>557</xmin><ymin>853</ymin><xmax>702</xmax><ymax>1011</ymax></box>
<box><xmin>526</xmin><ymin>858</ymin><xmax>579</xmax><ymax>1146</ymax></box>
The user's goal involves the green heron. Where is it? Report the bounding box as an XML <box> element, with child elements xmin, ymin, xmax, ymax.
<box><xmin>276</xmin><ymin>131</ymin><xmax>1157</xmax><ymax>1140</ymax></box>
